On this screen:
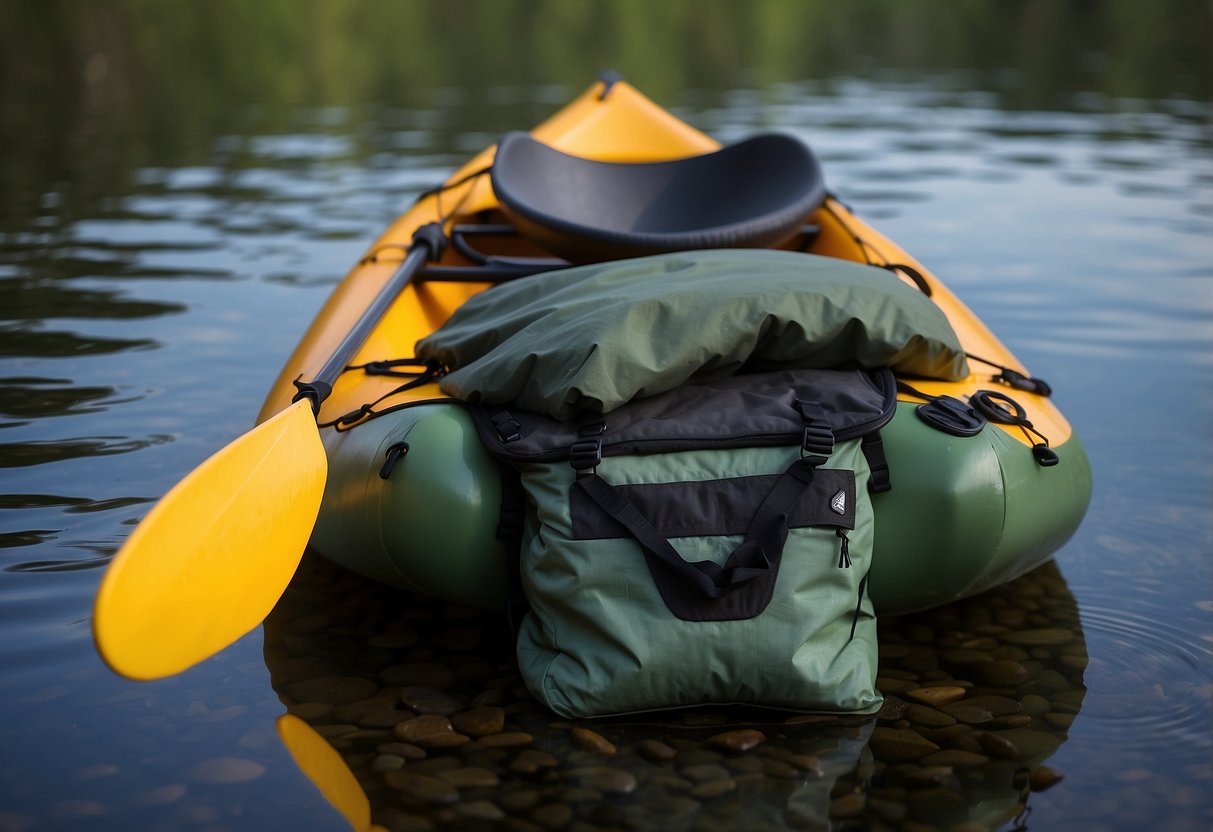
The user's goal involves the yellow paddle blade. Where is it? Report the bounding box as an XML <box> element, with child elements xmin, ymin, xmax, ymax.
<box><xmin>276</xmin><ymin>715</ymin><xmax>377</xmax><ymax>832</ymax></box>
<box><xmin>94</xmin><ymin>399</ymin><xmax>327</xmax><ymax>680</ymax></box>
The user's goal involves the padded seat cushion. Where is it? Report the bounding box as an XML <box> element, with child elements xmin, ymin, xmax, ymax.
<box><xmin>491</xmin><ymin>132</ymin><xmax>825</xmax><ymax>262</ymax></box>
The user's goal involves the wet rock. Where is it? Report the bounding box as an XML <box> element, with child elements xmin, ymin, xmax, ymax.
<box><xmin>377</xmin><ymin>741</ymin><xmax>426</xmax><ymax>760</ymax></box>
<box><xmin>570</xmin><ymin>727</ymin><xmax>616</xmax><ymax>756</ymax></box>
<box><xmin>313</xmin><ymin>723</ymin><xmax>358</xmax><ymax>739</ymax></box>
<box><xmin>333</xmin><ymin>694</ymin><xmax>399</xmax><ymax>723</ymax></box>
<box><xmin>286</xmin><ymin>702</ymin><xmax>333</xmax><ymax>720</ymax></box>
<box><xmin>988</xmin><ymin>713</ymin><xmax>1034</xmax><ymax>729</ymax></box>
<box><xmin>940</xmin><ymin>648</ymin><xmax>994</xmax><ymax>665</ymax></box>
<box><xmin>1030</xmin><ymin>765</ymin><xmax>1065</xmax><ymax>792</ymax></box>
<box><xmin>384</xmin><ymin>771</ymin><xmax>460</xmax><ymax>804</ymax></box>
<box><xmin>451</xmin><ymin>705</ymin><xmax>505</xmax><ymax>737</ymax></box>
<box><xmin>706</xmin><ymin>729</ymin><xmax>765</xmax><ymax>753</ymax></box>
<box><xmin>984</xmin><ymin>728</ymin><xmax>1060</xmax><ymax>758</ymax></box>
<box><xmin>786</xmin><ymin>754</ymin><xmax>823</xmax><ymax>776</ymax></box>
<box><xmin>394</xmin><ymin>714</ymin><xmax>453</xmax><ymax>742</ymax></box>
<box><xmin>976</xmin><ymin>659</ymin><xmax>1031</xmax><ymax>687</ymax></box>
<box><xmin>283</xmin><ymin>675</ymin><xmax>378</xmax><ymax>705</ymax></box>
<box><xmin>868</xmin><ymin>795</ymin><xmax>909</xmax><ymax>824</ymax></box>
<box><xmin>869</xmin><ymin>727</ymin><xmax>940</xmax><ymax>761</ymax></box>
<box><xmin>724</xmin><ymin>754</ymin><xmax>763</xmax><ymax>775</ymax></box>
<box><xmin>399</xmin><ymin>686</ymin><xmax>463</xmax><ymax>715</ymax></box>
<box><xmin>680</xmin><ymin>764</ymin><xmax>731</xmax><ymax>782</ymax></box>
<box><xmin>689</xmin><ymin>778</ymin><xmax>737</xmax><ymax>799</ymax></box>
<box><xmin>877</xmin><ymin>695</ymin><xmax>909</xmax><ymax>720</ymax></box>
<box><xmin>875</xmin><ymin>676</ymin><xmax>919</xmax><ymax>694</ymax></box>
<box><xmin>905</xmin><ymin>703</ymin><xmax>957</xmax><ymax>729</ymax></box>
<box><xmin>1020</xmin><ymin>694</ymin><xmax>1052</xmax><ymax>715</ymax></box>
<box><xmin>413</xmin><ymin>731</ymin><xmax>471</xmax><ymax>749</ymax></box>
<box><xmin>1045</xmin><ymin>712</ymin><xmax>1076</xmax><ymax>730</ymax></box>
<box><xmin>510</xmin><ymin>749</ymin><xmax>559</xmax><ymax>774</ymax></box>
<box><xmin>939</xmin><ymin>703</ymin><xmax>994</xmax><ymax>725</ymax></box>
<box><xmin>649</xmin><ymin>773</ymin><xmax>695</xmax><ymax>790</ymax></box>
<box><xmin>829</xmin><ymin>791</ymin><xmax>865</xmax><ymax>819</ymax></box>
<box><xmin>920</xmin><ymin>749</ymin><xmax>990</xmax><ymax>767</ymax></box>
<box><xmin>1033</xmin><ymin>669</ymin><xmax>1072</xmax><ymax>692</ymax></box>
<box><xmin>359</xmin><ymin>708</ymin><xmax>412</xmax><ymax>728</ymax></box>
<box><xmin>565</xmin><ymin>766</ymin><xmax>638</xmax><ymax>795</ymax></box>
<box><xmin>406</xmin><ymin>757</ymin><xmax>460</xmax><ymax>775</ymax></box>
<box><xmin>457</xmin><ymin>800</ymin><xmax>506</xmax><ymax>821</ymax></box>
<box><xmin>993</xmin><ymin>606</ymin><xmax>1027</xmax><ymax>627</ymax></box>
<box><xmin>500</xmin><ymin>820</ymin><xmax>543</xmax><ymax>832</ymax></box>
<box><xmin>478</xmin><ymin>731</ymin><xmax>535</xmax><ymax>748</ymax></box>
<box><xmin>762</xmin><ymin>760</ymin><xmax>802</xmax><ymax>779</ymax></box>
<box><xmin>905</xmin><ymin>686</ymin><xmax>966</xmax><ymax>706</ymax></box>
<box><xmin>366</xmin><ymin>627</ymin><xmax>420</xmax><ymax>649</ymax></box>
<box><xmin>901</xmin><ymin>765</ymin><xmax>955</xmax><ymax>787</ymax></box>
<box><xmin>530</xmin><ymin>803</ymin><xmax>574</xmax><ymax>829</ymax></box>
<box><xmin>962</xmin><ymin>695</ymin><xmax>1022</xmax><ymax>716</ymax></box>
<box><xmin>1002</xmin><ymin>627</ymin><xmax>1074</xmax><ymax>646</ymax></box>
<box><xmin>372</xmin><ymin>754</ymin><xmax>406</xmax><ymax>771</ymax></box>
<box><xmin>651</xmin><ymin>795</ymin><xmax>701</xmax><ymax>817</ymax></box>
<box><xmin>637</xmin><ymin>739</ymin><xmax>677</xmax><ymax>762</ymax></box>
<box><xmin>978</xmin><ymin>731</ymin><xmax>1022</xmax><ymax>760</ymax></box>
<box><xmin>917</xmin><ymin>723</ymin><xmax>972</xmax><ymax>743</ymax></box>
<box><xmin>499</xmin><ymin>789</ymin><xmax>542</xmax><ymax>812</ymax></box>
<box><xmin>436</xmin><ymin>766</ymin><xmax>500</xmax><ymax>788</ymax></box>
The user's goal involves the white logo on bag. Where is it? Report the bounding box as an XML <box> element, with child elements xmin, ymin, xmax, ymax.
<box><xmin>830</xmin><ymin>489</ymin><xmax>847</xmax><ymax>515</ymax></box>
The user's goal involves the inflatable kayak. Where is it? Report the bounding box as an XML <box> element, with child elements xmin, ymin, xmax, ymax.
<box><xmin>258</xmin><ymin>78</ymin><xmax>1091</xmax><ymax>617</ymax></box>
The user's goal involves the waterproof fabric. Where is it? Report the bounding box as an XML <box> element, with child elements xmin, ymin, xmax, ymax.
<box><xmin>474</xmin><ymin>368</ymin><xmax>889</xmax><ymax>718</ymax></box>
<box><xmin>418</xmin><ymin>249</ymin><xmax>967</xmax><ymax>420</ymax></box>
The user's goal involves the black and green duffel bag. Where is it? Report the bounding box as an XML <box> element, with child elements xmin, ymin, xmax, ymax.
<box><xmin>471</xmin><ymin>367</ymin><xmax>895</xmax><ymax>718</ymax></box>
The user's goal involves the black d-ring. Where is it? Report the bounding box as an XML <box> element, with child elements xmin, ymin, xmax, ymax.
<box><xmin>970</xmin><ymin>390</ymin><xmax>1026</xmax><ymax>425</ymax></box>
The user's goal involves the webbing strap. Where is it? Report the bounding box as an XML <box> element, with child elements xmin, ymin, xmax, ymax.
<box><xmin>575</xmin><ymin>456</ymin><xmax>821</xmax><ymax>621</ymax></box>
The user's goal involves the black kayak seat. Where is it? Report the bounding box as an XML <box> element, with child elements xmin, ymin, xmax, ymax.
<box><xmin>490</xmin><ymin>131</ymin><xmax>826</xmax><ymax>263</ymax></box>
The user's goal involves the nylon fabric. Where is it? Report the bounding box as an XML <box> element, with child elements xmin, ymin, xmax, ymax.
<box><xmin>514</xmin><ymin>443</ymin><xmax>881</xmax><ymax>717</ymax></box>
<box><xmin>469</xmin><ymin>368</ymin><xmax>889</xmax><ymax>718</ymax></box>
<box><xmin>417</xmin><ymin>249</ymin><xmax>968</xmax><ymax>419</ymax></box>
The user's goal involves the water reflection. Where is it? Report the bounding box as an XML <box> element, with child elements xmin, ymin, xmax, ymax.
<box><xmin>0</xmin><ymin>378</ymin><xmax>128</xmax><ymax>425</ymax></box>
<box><xmin>263</xmin><ymin>557</ymin><xmax>1086</xmax><ymax>830</ymax></box>
<box><xmin>0</xmin><ymin>434</ymin><xmax>172</xmax><ymax>468</ymax></box>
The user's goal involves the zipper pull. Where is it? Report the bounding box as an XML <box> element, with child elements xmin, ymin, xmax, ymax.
<box><xmin>837</xmin><ymin>528</ymin><xmax>852</xmax><ymax>568</ymax></box>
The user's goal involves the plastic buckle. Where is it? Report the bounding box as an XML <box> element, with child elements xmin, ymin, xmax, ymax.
<box><xmin>570</xmin><ymin>421</ymin><xmax>606</xmax><ymax>472</ymax></box>
<box><xmin>800</xmin><ymin>423</ymin><xmax>835</xmax><ymax>462</ymax></box>
<box><xmin>490</xmin><ymin>410</ymin><xmax>522</xmax><ymax>443</ymax></box>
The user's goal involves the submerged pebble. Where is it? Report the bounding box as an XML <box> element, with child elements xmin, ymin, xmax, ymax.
<box><xmin>265</xmin><ymin>554</ymin><xmax>1091</xmax><ymax>832</ymax></box>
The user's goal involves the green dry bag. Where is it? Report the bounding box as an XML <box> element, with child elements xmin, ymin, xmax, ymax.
<box><xmin>471</xmin><ymin>367</ymin><xmax>893</xmax><ymax>718</ymax></box>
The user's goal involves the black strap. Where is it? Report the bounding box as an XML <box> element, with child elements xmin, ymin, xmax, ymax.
<box><xmin>495</xmin><ymin>463</ymin><xmax>530</xmax><ymax>641</ymax></box>
<box><xmin>861</xmin><ymin>432</ymin><xmax>892</xmax><ymax>493</ymax></box>
<box><xmin>574</xmin><ymin>456</ymin><xmax>821</xmax><ymax>622</ymax></box>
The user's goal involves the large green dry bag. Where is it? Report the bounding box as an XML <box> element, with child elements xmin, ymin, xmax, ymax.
<box><xmin>470</xmin><ymin>367</ymin><xmax>894</xmax><ymax>718</ymax></box>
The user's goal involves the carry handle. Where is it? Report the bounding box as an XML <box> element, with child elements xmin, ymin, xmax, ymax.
<box><xmin>574</xmin><ymin>456</ymin><xmax>821</xmax><ymax>620</ymax></box>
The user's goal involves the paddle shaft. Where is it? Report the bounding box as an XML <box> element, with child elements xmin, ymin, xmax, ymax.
<box><xmin>293</xmin><ymin>224</ymin><xmax>445</xmax><ymax>412</ymax></box>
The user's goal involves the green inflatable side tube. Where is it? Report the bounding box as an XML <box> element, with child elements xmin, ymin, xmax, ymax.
<box><xmin>310</xmin><ymin>402</ymin><xmax>1092</xmax><ymax>616</ymax></box>
<box><xmin>310</xmin><ymin>404</ymin><xmax>508</xmax><ymax>611</ymax></box>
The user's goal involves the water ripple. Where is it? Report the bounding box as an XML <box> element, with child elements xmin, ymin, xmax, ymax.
<box><xmin>1071</xmin><ymin>599</ymin><xmax>1212</xmax><ymax>753</ymax></box>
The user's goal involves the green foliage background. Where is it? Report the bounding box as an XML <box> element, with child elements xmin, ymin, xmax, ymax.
<box><xmin>1</xmin><ymin>0</ymin><xmax>1208</xmax><ymax>230</ymax></box>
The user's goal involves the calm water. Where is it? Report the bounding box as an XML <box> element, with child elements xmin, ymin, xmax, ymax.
<box><xmin>1</xmin><ymin>4</ymin><xmax>1210</xmax><ymax>831</ymax></box>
